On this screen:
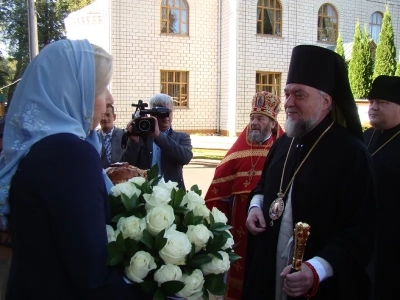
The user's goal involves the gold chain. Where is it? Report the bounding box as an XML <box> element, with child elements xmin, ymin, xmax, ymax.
<box><xmin>248</xmin><ymin>139</ymin><xmax>271</xmax><ymax>180</ymax></box>
<box><xmin>278</xmin><ymin>122</ymin><xmax>334</xmax><ymax>198</ymax></box>
<box><xmin>367</xmin><ymin>129</ymin><xmax>400</xmax><ymax>156</ymax></box>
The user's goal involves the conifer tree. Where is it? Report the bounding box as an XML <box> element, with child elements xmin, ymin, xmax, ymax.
<box><xmin>396</xmin><ymin>54</ymin><xmax>400</xmax><ymax>76</ymax></box>
<box><xmin>373</xmin><ymin>5</ymin><xmax>397</xmax><ymax>79</ymax></box>
<box><xmin>335</xmin><ymin>33</ymin><xmax>346</xmax><ymax>62</ymax></box>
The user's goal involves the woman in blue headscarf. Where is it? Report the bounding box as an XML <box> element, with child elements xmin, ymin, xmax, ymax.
<box><xmin>0</xmin><ymin>40</ymin><xmax>145</xmax><ymax>299</ymax></box>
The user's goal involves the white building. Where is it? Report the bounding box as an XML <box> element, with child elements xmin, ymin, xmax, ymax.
<box><xmin>65</xmin><ymin>0</ymin><xmax>400</xmax><ymax>136</ymax></box>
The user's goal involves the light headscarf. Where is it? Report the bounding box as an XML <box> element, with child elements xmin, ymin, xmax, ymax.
<box><xmin>0</xmin><ymin>39</ymin><xmax>113</xmax><ymax>230</ymax></box>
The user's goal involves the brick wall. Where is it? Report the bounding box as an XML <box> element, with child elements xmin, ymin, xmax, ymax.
<box><xmin>66</xmin><ymin>0</ymin><xmax>400</xmax><ymax>135</ymax></box>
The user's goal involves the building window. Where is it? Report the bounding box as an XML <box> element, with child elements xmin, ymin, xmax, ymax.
<box><xmin>161</xmin><ymin>0</ymin><xmax>188</xmax><ymax>34</ymax></box>
<box><xmin>160</xmin><ymin>70</ymin><xmax>188</xmax><ymax>107</ymax></box>
<box><xmin>369</xmin><ymin>12</ymin><xmax>383</xmax><ymax>43</ymax></box>
<box><xmin>317</xmin><ymin>3</ymin><xmax>338</xmax><ymax>43</ymax></box>
<box><xmin>257</xmin><ymin>0</ymin><xmax>282</xmax><ymax>36</ymax></box>
<box><xmin>256</xmin><ymin>72</ymin><xmax>281</xmax><ymax>96</ymax></box>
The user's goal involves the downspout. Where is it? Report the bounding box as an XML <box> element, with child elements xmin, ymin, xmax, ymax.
<box><xmin>216</xmin><ymin>0</ymin><xmax>222</xmax><ymax>134</ymax></box>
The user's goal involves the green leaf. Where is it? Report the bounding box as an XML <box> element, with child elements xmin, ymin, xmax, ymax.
<box><xmin>209</xmin><ymin>213</ymin><xmax>215</xmax><ymax>226</ymax></box>
<box><xmin>212</xmin><ymin>251</ymin><xmax>223</xmax><ymax>260</ymax></box>
<box><xmin>160</xmin><ymin>280</ymin><xmax>185</xmax><ymax>296</ymax></box>
<box><xmin>109</xmin><ymin>194</ymin><xmax>126</xmax><ymax>215</ymax></box>
<box><xmin>125</xmin><ymin>238</ymin><xmax>140</xmax><ymax>258</ymax></box>
<box><xmin>147</xmin><ymin>164</ymin><xmax>159</xmax><ymax>182</ymax></box>
<box><xmin>139</xmin><ymin>229</ymin><xmax>154</xmax><ymax>249</ymax></box>
<box><xmin>190</xmin><ymin>184</ymin><xmax>202</xmax><ymax>196</ymax></box>
<box><xmin>186</xmin><ymin>253</ymin><xmax>213</xmax><ymax>268</ymax></box>
<box><xmin>129</xmin><ymin>193</ymin><xmax>140</xmax><ymax>209</ymax></box>
<box><xmin>111</xmin><ymin>213</ymin><xmax>124</xmax><ymax>224</ymax></box>
<box><xmin>106</xmin><ymin>253</ymin><xmax>124</xmax><ymax>266</ymax></box>
<box><xmin>204</xmin><ymin>274</ymin><xmax>226</xmax><ymax>295</ymax></box>
<box><xmin>202</xmin><ymin>285</ymin><xmax>210</xmax><ymax>300</ymax></box>
<box><xmin>184</xmin><ymin>210</ymin><xmax>194</xmax><ymax>225</ymax></box>
<box><xmin>172</xmin><ymin>188</ymin><xmax>185</xmax><ymax>208</ymax></box>
<box><xmin>210</xmin><ymin>222</ymin><xmax>232</xmax><ymax>232</ymax></box>
<box><xmin>121</xmin><ymin>193</ymin><xmax>135</xmax><ymax>211</ymax></box>
<box><xmin>154</xmin><ymin>288</ymin><xmax>166</xmax><ymax>300</ymax></box>
<box><xmin>140</xmin><ymin>279</ymin><xmax>158</xmax><ymax>294</ymax></box>
<box><xmin>189</xmin><ymin>242</ymin><xmax>196</xmax><ymax>259</ymax></box>
<box><xmin>174</xmin><ymin>206</ymin><xmax>189</xmax><ymax>214</ymax></box>
<box><xmin>192</xmin><ymin>216</ymin><xmax>204</xmax><ymax>225</ymax></box>
<box><xmin>154</xmin><ymin>229</ymin><xmax>168</xmax><ymax>252</ymax></box>
<box><xmin>228</xmin><ymin>252</ymin><xmax>242</xmax><ymax>263</ymax></box>
<box><xmin>207</xmin><ymin>234</ymin><xmax>227</xmax><ymax>253</ymax></box>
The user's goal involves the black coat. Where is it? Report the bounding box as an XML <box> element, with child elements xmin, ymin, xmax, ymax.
<box><xmin>242</xmin><ymin>116</ymin><xmax>377</xmax><ymax>300</ymax></box>
<box><xmin>120</xmin><ymin>128</ymin><xmax>193</xmax><ymax>190</ymax></box>
<box><xmin>6</xmin><ymin>133</ymin><xmax>146</xmax><ymax>300</ymax></box>
<box><xmin>364</xmin><ymin>124</ymin><xmax>400</xmax><ymax>300</ymax></box>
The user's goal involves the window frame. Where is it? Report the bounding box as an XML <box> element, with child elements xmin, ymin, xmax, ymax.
<box><xmin>256</xmin><ymin>0</ymin><xmax>282</xmax><ymax>37</ymax></box>
<box><xmin>369</xmin><ymin>11</ymin><xmax>383</xmax><ymax>43</ymax></box>
<box><xmin>160</xmin><ymin>0</ymin><xmax>189</xmax><ymax>35</ymax></box>
<box><xmin>317</xmin><ymin>3</ymin><xmax>339</xmax><ymax>44</ymax></box>
<box><xmin>160</xmin><ymin>70</ymin><xmax>189</xmax><ymax>108</ymax></box>
<box><xmin>255</xmin><ymin>72</ymin><xmax>281</xmax><ymax>96</ymax></box>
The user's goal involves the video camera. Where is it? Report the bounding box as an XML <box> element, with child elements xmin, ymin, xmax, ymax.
<box><xmin>121</xmin><ymin>100</ymin><xmax>171</xmax><ymax>149</ymax></box>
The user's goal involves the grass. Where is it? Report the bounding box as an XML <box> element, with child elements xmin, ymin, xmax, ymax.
<box><xmin>192</xmin><ymin>148</ymin><xmax>227</xmax><ymax>160</ymax></box>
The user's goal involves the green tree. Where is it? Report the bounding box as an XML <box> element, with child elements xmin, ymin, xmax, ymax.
<box><xmin>0</xmin><ymin>0</ymin><xmax>93</xmax><ymax>104</ymax></box>
<box><xmin>373</xmin><ymin>5</ymin><xmax>397</xmax><ymax>79</ymax></box>
<box><xmin>348</xmin><ymin>22</ymin><xmax>373</xmax><ymax>99</ymax></box>
<box><xmin>396</xmin><ymin>53</ymin><xmax>400</xmax><ymax>76</ymax></box>
<box><xmin>335</xmin><ymin>33</ymin><xmax>346</xmax><ymax>62</ymax></box>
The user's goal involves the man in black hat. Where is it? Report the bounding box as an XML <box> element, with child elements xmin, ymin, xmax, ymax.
<box><xmin>364</xmin><ymin>75</ymin><xmax>400</xmax><ymax>300</ymax></box>
<box><xmin>242</xmin><ymin>45</ymin><xmax>376</xmax><ymax>300</ymax></box>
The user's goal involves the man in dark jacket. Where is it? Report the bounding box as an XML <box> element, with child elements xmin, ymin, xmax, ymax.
<box><xmin>121</xmin><ymin>93</ymin><xmax>192</xmax><ymax>189</ymax></box>
<box><xmin>243</xmin><ymin>45</ymin><xmax>377</xmax><ymax>300</ymax></box>
<box><xmin>364</xmin><ymin>75</ymin><xmax>400</xmax><ymax>300</ymax></box>
<box><xmin>98</xmin><ymin>103</ymin><xmax>125</xmax><ymax>169</ymax></box>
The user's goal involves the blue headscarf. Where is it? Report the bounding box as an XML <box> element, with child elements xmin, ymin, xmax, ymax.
<box><xmin>0</xmin><ymin>39</ymin><xmax>113</xmax><ymax>230</ymax></box>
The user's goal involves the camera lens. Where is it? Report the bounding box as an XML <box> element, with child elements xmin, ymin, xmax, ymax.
<box><xmin>138</xmin><ymin>120</ymin><xmax>151</xmax><ymax>131</ymax></box>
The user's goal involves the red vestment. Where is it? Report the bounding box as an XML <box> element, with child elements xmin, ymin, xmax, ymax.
<box><xmin>205</xmin><ymin>125</ymin><xmax>282</xmax><ymax>300</ymax></box>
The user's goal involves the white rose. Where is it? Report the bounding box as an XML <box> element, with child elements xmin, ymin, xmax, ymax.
<box><xmin>153</xmin><ymin>264</ymin><xmax>182</xmax><ymax>286</ymax></box>
<box><xmin>211</xmin><ymin>207</ymin><xmax>228</xmax><ymax>224</ymax></box>
<box><xmin>222</xmin><ymin>230</ymin><xmax>234</xmax><ymax>250</ymax></box>
<box><xmin>157</xmin><ymin>180</ymin><xmax>179</xmax><ymax>194</ymax></box>
<box><xmin>128</xmin><ymin>176</ymin><xmax>146</xmax><ymax>187</ymax></box>
<box><xmin>176</xmin><ymin>269</ymin><xmax>205</xmax><ymax>300</ymax></box>
<box><xmin>186</xmin><ymin>224</ymin><xmax>213</xmax><ymax>253</ymax></box>
<box><xmin>125</xmin><ymin>251</ymin><xmax>157</xmax><ymax>283</ymax></box>
<box><xmin>193</xmin><ymin>205</ymin><xmax>211</xmax><ymax>222</ymax></box>
<box><xmin>106</xmin><ymin>225</ymin><xmax>116</xmax><ymax>243</ymax></box>
<box><xmin>201</xmin><ymin>251</ymin><xmax>230</xmax><ymax>275</ymax></box>
<box><xmin>110</xmin><ymin>181</ymin><xmax>141</xmax><ymax>198</ymax></box>
<box><xmin>146</xmin><ymin>204</ymin><xmax>175</xmax><ymax>237</ymax></box>
<box><xmin>182</xmin><ymin>191</ymin><xmax>205</xmax><ymax>210</ymax></box>
<box><xmin>117</xmin><ymin>216</ymin><xmax>146</xmax><ymax>241</ymax></box>
<box><xmin>143</xmin><ymin>186</ymin><xmax>172</xmax><ymax>210</ymax></box>
<box><xmin>160</xmin><ymin>225</ymin><xmax>192</xmax><ymax>265</ymax></box>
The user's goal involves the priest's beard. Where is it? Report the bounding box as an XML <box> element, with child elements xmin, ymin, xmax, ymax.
<box><xmin>248</xmin><ymin>123</ymin><xmax>272</xmax><ymax>143</ymax></box>
<box><xmin>285</xmin><ymin>101</ymin><xmax>323</xmax><ymax>138</ymax></box>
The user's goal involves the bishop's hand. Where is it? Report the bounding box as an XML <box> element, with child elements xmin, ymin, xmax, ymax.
<box><xmin>280</xmin><ymin>264</ymin><xmax>314</xmax><ymax>297</ymax></box>
<box><xmin>246</xmin><ymin>207</ymin><xmax>266</xmax><ymax>235</ymax></box>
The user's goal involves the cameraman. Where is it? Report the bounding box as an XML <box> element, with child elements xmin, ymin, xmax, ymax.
<box><xmin>120</xmin><ymin>93</ymin><xmax>193</xmax><ymax>189</ymax></box>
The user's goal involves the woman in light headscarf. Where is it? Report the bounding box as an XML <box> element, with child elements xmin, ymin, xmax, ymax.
<box><xmin>0</xmin><ymin>40</ymin><xmax>145</xmax><ymax>299</ymax></box>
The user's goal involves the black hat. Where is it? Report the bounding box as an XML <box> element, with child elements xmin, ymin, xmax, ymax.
<box><xmin>368</xmin><ymin>75</ymin><xmax>400</xmax><ymax>104</ymax></box>
<box><xmin>286</xmin><ymin>45</ymin><xmax>363</xmax><ymax>141</ymax></box>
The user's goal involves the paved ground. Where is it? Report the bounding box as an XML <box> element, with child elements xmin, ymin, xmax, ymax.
<box><xmin>183</xmin><ymin>159</ymin><xmax>220</xmax><ymax>195</ymax></box>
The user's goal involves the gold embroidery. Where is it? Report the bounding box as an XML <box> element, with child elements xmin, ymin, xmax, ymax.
<box><xmin>211</xmin><ymin>187</ymin><xmax>219</xmax><ymax>194</ymax></box>
<box><xmin>218</xmin><ymin>149</ymin><xmax>270</xmax><ymax>166</ymax></box>
<box><xmin>211</xmin><ymin>171</ymin><xmax>262</xmax><ymax>184</ymax></box>
<box><xmin>236</xmin><ymin>226</ymin><xmax>246</xmax><ymax>237</ymax></box>
<box><xmin>233</xmin><ymin>260</ymin><xmax>243</xmax><ymax>272</ymax></box>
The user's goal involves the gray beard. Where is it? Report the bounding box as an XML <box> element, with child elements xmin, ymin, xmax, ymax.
<box><xmin>248</xmin><ymin>127</ymin><xmax>270</xmax><ymax>143</ymax></box>
<box><xmin>284</xmin><ymin>113</ymin><xmax>321</xmax><ymax>138</ymax></box>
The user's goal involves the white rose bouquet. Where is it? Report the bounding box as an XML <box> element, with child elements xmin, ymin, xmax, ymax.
<box><xmin>106</xmin><ymin>165</ymin><xmax>240</xmax><ymax>300</ymax></box>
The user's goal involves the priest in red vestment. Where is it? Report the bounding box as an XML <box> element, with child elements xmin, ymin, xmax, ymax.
<box><xmin>205</xmin><ymin>91</ymin><xmax>283</xmax><ymax>300</ymax></box>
